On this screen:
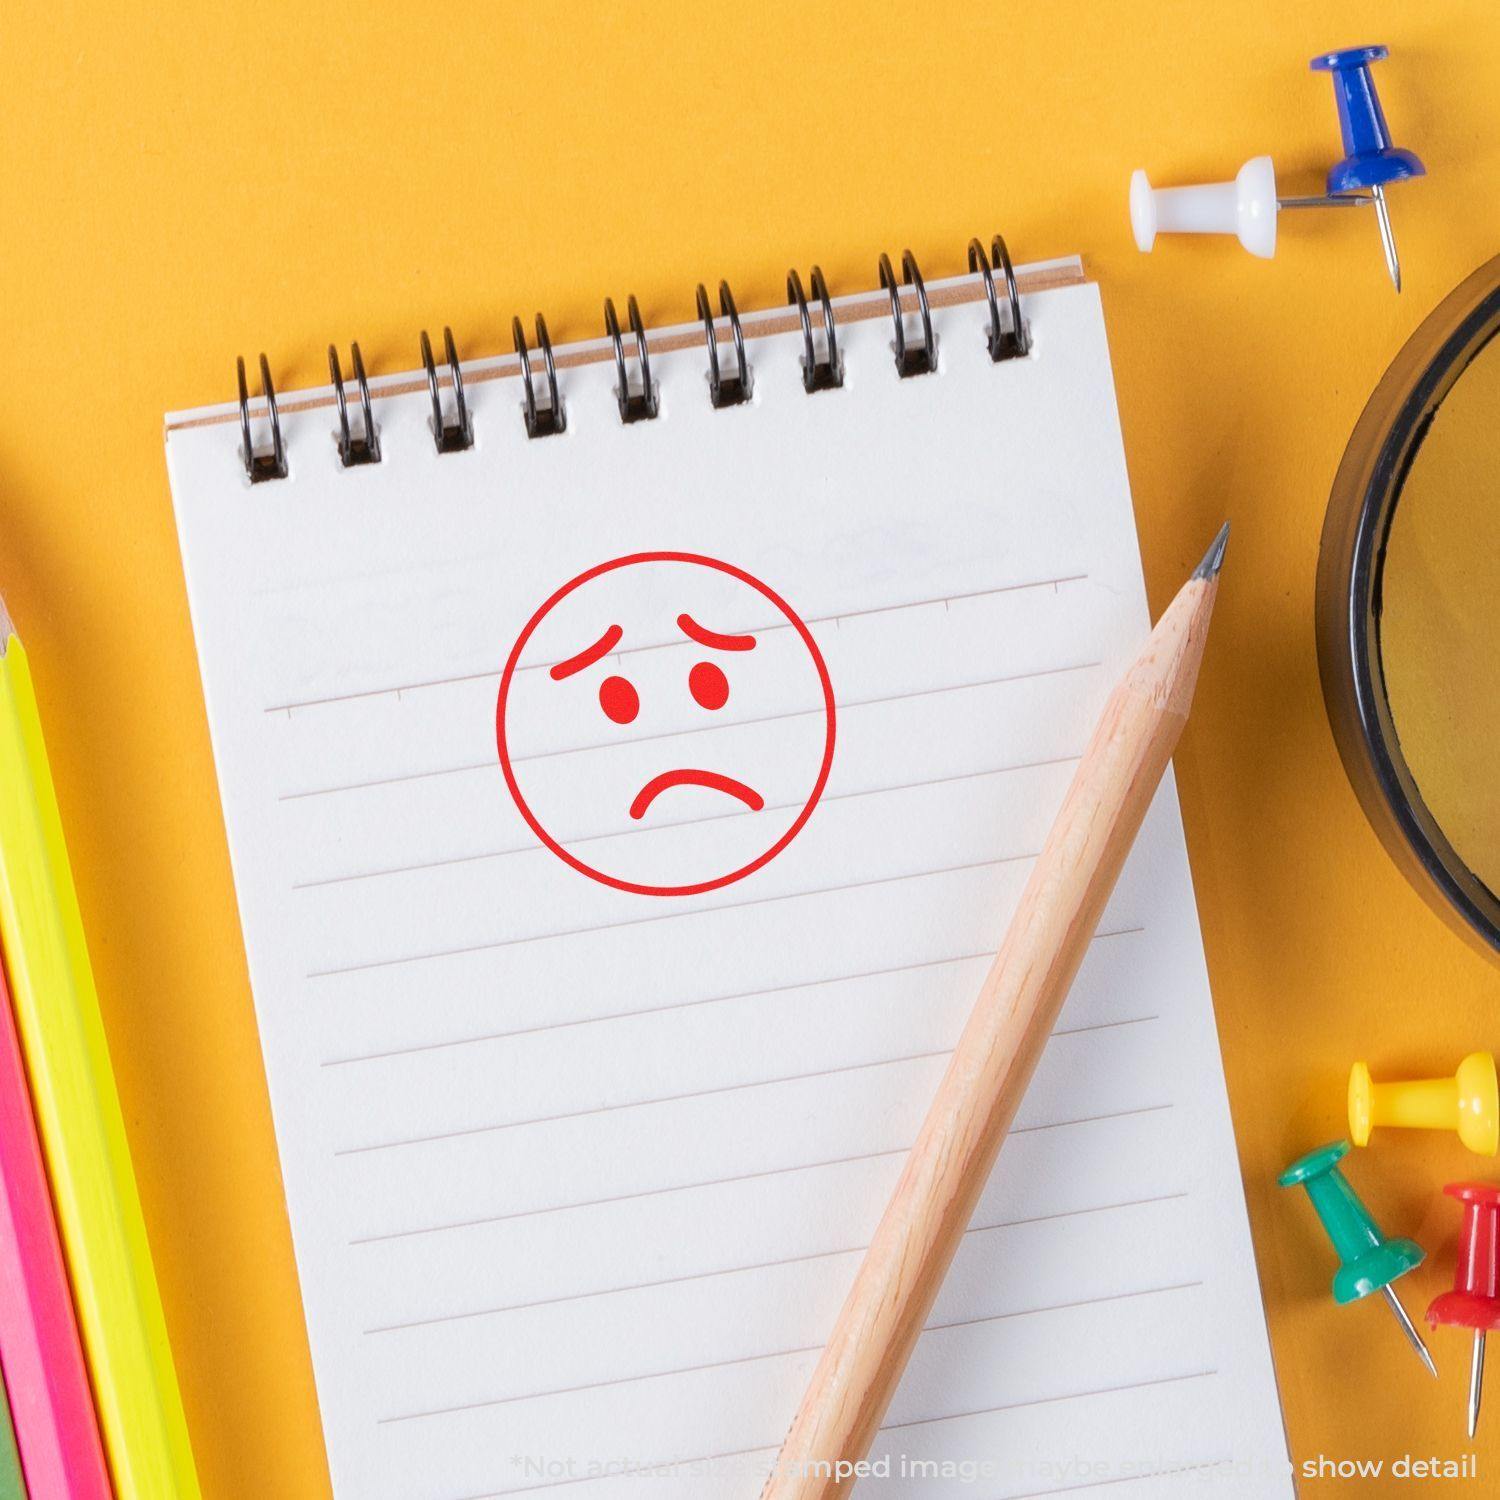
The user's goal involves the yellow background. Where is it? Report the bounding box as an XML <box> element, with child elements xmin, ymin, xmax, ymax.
<box><xmin>2</xmin><ymin>1</ymin><xmax>1498</xmax><ymax>1493</ymax></box>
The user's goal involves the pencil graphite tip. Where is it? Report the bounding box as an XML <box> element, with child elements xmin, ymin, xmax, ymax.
<box><xmin>1192</xmin><ymin>522</ymin><xmax>1230</xmax><ymax>581</ymax></box>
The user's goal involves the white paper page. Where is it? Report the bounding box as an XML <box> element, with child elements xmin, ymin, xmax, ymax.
<box><xmin>165</xmin><ymin>269</ymin><xmax>1291</xmax><ymax>1500</ymax></box>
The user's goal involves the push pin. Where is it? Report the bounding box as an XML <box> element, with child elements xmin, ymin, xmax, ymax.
<box><xmin>1349</xmin><ymin>1052</ymin><xmax>1499</xmax><ymax>1157</ymax></box>
<box><xmin>1131</xmin><ymin>156</ymin><xmax>1279</xmax><ymax>259</ymax></box>
<box><xmin>1130</xmin><ymin>155</ymin><xmax>1372</xmax><ymax>261</ymax></box>
<box><xmin>1279</xmin><ymin>1140</ymin><xmax>1436</xmax><ymax>1376</ymax></box>
<box><xmin>1311</xmin><ymin>45</ymin><xmax>1425</xmax><ymax>292</ymax></box>
<box><xmin>1131</xmin><ymin>43</ymin><xmax>1421</xmax><ymax>289</ymax></box>
<box><xmin>1427</xmin><ymin>1184</ymin><xmax>1500</xmax><ymax>1436</ymax></box>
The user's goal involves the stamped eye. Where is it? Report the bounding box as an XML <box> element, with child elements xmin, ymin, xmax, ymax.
<box><xmin>689</xmin><ymin>660</ymin><xmax>729</xmax><ymax>711</ymax></box>
<box><xmin>599</xmin><ymin>675</ymin><xmax>639</xmax><ymax>724</ymax></box>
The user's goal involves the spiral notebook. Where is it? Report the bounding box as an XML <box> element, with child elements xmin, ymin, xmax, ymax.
<box><xmin>163</xmin><ymin>247</ymin><xmax>1291</xmax><ymax>1499</ymax></box>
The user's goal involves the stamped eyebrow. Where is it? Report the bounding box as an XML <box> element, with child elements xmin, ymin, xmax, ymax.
<box><xmin>550</xmin><ymin>624</ymin><xmax>624</xmax><ymax>680</ymax></box>
<box><xmin>676</xmin><ymin>613</ymin><xmax>757</xmax><ymax>652</ymax></box>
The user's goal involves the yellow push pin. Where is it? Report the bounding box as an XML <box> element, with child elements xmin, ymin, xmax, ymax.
<box><xmin>1349</xmin><ymin>1053</ymin><xmax>1499</xmax><ymax>1156</ymax></box>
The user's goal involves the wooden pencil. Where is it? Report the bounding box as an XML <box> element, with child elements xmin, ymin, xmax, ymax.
<box><xmin>0</xmin><ymin>952</ymin><xmax>112</xmax><ymax>1499</ymax></box>
<box><xmin>761</xmin><ymin>525</ymin><xmax>1229</xmax><ymax>1500</ymax></box>
<box><xmin>0</xmin><ymin>592</ymin><xmax>201</xmax><ymax>1499</ymax></box>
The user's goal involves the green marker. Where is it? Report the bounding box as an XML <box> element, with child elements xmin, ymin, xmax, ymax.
<box><xmin>1279</xmin><ymin>1140</ymin><xmax>1437</xmax><ymax>1376</ymax></box>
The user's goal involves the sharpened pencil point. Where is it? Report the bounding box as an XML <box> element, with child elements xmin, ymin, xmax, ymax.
<box><xmin>1193</xmin><ymin>522</ymin><xmax>1230</xmax><ymax>580</ymax></box>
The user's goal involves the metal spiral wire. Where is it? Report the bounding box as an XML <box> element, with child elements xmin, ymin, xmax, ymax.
<box><xmin>878</xmin><ymin>248</ymin><xmax>936</xmax><ymax>377</ymax></box>
<box><xmin>232</xmin><ymin>232</ymin><xmax>1030</xmax><ymax>473</ymax></box>
<box><xmin>513</xmin><ymin>314</ymin><xmax>566</xmax><ymax>438</ymax></box>
<box><xmin>787</xmin><ymin>266</ymin><xmax>843</xmax><ymax>393</ymax></box>
<box><xmin>696</xmin><ymin>280</ymin><xmax>752</xmax><ymax>408</ymax></box>
<box><xmin>604</xmin><ymin>295</ymin><xmax>658</xmax><ymax>422</ymax></box>
<box><xmin>328</xmin><ymin>343</ymin><xmax>381</xmax><ymax>465</ymax></box>
<box><xmin>236</xmin><ymin>353</ymin><xmax>287</xmax><ymax>482</ymax></box>
<box><xmin>420</xmin><ymin>327</ymin><xmax>474</xmax><ymax>452</ymax></box>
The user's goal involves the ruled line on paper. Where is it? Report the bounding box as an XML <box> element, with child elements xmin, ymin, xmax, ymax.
<box><xmin>307</xmin><ymin>851</ymin><xmax>1042</xmax><ymax>979</ymax></box>
<box><xmin>292</xmin><ymin>755</ymin><xmax>1087</xmax><ymax>891</ymax></box>
<box><xmin>262</xmin><ymin>574</ymin><xmax>1092</xmax><ymax>716</ymax></box>
<box><xmin>335</xmin><ymin>1047</ymin><xmax>953</xmax><ymax>1157</ymax></box>
<box><xmin>436</xmin><ymin>1369</ymin><xmax>1220</xmax><ymax>1500</ymax></box>
<box><xmin>347</xmin><ymin>1105</ymin><xmax>1175</xmax><ymax>1245</ymax></box>
<box><xmin>377</xmin><ymin>1282</ymin><xmax>1204</xmax><ymax>1426</ymax></box>
<box><xmin>321</xmin><ymin>949</ymin><xmax>992</xmax><ymax>1065</ymax></box>
<box><xmin>278</xmin><ymin>660</ymin><xmax>1101</xmax><ymax>803</ymax></box>
<box><xmin>334</xmin><ymin>1018</ymin><xmax>1162</xmax><ymax>1158</ymax></box>
<box><xmin>881</xmin><ymin>1368</ymin><xmax>1220</xmax><ymax>1434</ymax></box>
<box><xmin>318</xmin><ymin>927</ymin><xmax>1147</xmax><ymax>1067</ymax></box>
<box><xmin>349</xmin><ymin>1144</ymin><xmax>909</xmax><ymax>1246</ymax></box>
<box><xmin>363</xmin><ymin>1189</ymin><xmax>1190</xmax><ymax>1334</ymax></box>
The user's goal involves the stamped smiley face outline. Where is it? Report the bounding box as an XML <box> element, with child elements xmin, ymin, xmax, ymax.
<box><xmin>495</xmin><ymin>552</ymin><xmax>837</xmax><ymax>897</ymax></box>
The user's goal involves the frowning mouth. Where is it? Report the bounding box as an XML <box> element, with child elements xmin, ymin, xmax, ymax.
<box><xmin>629</xmin><ymin>769</ymin><xmax>765</xmax><ymax>821</ymax></box>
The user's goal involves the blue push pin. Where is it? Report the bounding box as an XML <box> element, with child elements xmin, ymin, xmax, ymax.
<box><xmin>1311</xmin><ymin>45</ymin><xmax>1425</xmax><ymax>292</ymax></box>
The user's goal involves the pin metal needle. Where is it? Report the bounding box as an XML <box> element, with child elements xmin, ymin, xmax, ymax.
<box><xmin>1371</xmin><ymin>185</ymin><xmax>1402</xmax><ymax>293</ymax></box>
<box><xmin>1276</xmin><ymin>193</ymin><xmax>1372</xmax><ymax>210</ymax></box>
<box><xmin>1471</xmin><ymin>1331</ymin><xmax>1486</xmax><ymax>1439</ymax></box>
<box><xmin>1383</xmin><ymin>1284</ymin><xmax>1439</xmax><ymax>1376</ymax></box>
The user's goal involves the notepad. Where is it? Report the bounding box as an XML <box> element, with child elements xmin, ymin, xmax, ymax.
<box><xmin>164</xmin><ymin>257</ymin><xmax>1291</xmax><ymax>1498</ymax></box>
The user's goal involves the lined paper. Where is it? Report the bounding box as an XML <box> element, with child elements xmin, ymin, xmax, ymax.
<box><xmin>165</xmin><ymin>268</ymin><xmax>1291</xmax><ymax>1498</ymax></box>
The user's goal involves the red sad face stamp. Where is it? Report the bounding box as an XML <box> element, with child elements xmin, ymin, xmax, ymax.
<box><xmin>496</xmin><ymin>553</ymin><xmax>835</xmax><ymax>896</ymax></box>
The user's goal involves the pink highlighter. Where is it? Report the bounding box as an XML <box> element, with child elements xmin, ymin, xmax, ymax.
<box><xmin>0</xmin><ymin>957</ymin><xmax>112</xmax><ymax>1498</ymax></box>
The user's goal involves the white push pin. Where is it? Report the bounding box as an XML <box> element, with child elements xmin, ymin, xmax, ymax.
<box><xmin>1130</xmin><ymin>155</ymin><xmax>1279</xmax><ymax>258</ymax></box>
<box><xmin>1130</xmin><ymin>155</ymin><xmax>1370</xmax><ymax>260</ymax></box>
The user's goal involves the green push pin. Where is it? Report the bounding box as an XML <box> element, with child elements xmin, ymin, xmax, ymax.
<box><xmin>1279</xmin><ymin>1140</ymin><xmax>1437</xmax><ymax>1376</ymax></box>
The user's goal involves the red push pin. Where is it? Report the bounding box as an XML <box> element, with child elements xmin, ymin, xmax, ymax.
<box><xmin>1427</xmin><ymin>1183</ymin><xmax>1500</xmax><ymax>1436</ymax></box>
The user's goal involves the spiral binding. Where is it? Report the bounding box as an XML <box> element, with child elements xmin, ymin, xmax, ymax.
<box><xmin>328</xmin><ymin>343</ymin><xmax>381</xmax><ymax>466</ymax></box>
<box><xmin>603</xmin><ymin>295</ymin><xmax>657</xmax><ymax>423</ymax></box>
<box><xmin>237</xmin><ymin>354</ymin><xmax>287</xmax><ymax>483</ymax></box>
<box><xmin>513</xmin><ymin>314</ymin><xmax>566</xmax><ymax>438</ymax></box>
<box><xmin>696</xmin><ymin>280</ymin><xmax>753</xmax><ymax>408</ymax></box>
<box><xmin>421</xmin><ymin>327</ymin><xmax>474</xmax><ymax>452</ymax></box>
<box><xmin>878</xmin><ymin>250</ymin><xmax>936</xmax><ymax>377</ymax></box>
<box><xmin>968</xmin><ymin>235</ymin><xmax>1029</xmax><ymax>362</ymax></box>
<box><xmin>787</xmin><ymin>266</ymin><xmax>842</xmax><ymax>392</ymax></box>
<box><xmin>234</xmin><ymin>234</ymin><xmax>1031</xmax><ymax>482</ymax></box>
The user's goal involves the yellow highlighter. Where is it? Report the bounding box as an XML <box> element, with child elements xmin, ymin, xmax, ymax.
<box><xmin>0</xmin><ymin>597</ymin><xmax>200</xmax><ymax>1499</ymax></box>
